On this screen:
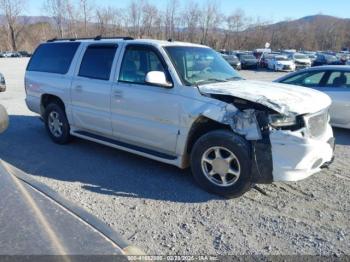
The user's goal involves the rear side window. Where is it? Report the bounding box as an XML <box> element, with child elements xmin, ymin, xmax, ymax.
<box><xmin>326</xmin><ymin>71</ymin><xmax>350</xmax><ymax>88</ymax></box>
<box><xmin>78</xmin><ymin>44</ymin><xmax>118</xmax><ymax>80</ymax></box>
<box><xmin>281</xmin><ymin>71</ymin><xmax>325</xmax><ymax>87</ymax></box>
<box><xmin>27</xmin><ymin>42</ymin><xmax>80</xmax><ymax>74</ymax></box>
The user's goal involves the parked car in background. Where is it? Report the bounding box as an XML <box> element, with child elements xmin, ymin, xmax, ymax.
<box><xmin>25</xmin><ymin>38</ymin><xmax>334</xmax><ymax>197</ymax></box>
<box><xmin>221</xmin><ymin>54</ymin><xmax>241</xmax><ymax>70</ymax></box>
<box><xmin>236</xmin><ymin>53</ymin><xmax>258</xmax><ymax>69</ymax></box>
<box><xmin>19</xmin><ymin>51</ymin><xmax>32</xmax><ymax>57</ymax></box>
<box><xmin>259</xmin><ymin>53</ymin><xmax>276</xmax><ymax>68</ymax></box>
<box><xmin>0</xmin><ymin>73</ymin><xmax>6</xmax><ymax>92</ymax></box>
<box><xmin>289</xmin><ymin>53</ymin><xmax>312</xmax><ymax>70</ymax></box>
<box><xmin>275</xmin><ymin>66</ymin><xmax>350</xmax><ymax>129</ymax></box>
<box><xmin>336</xmin><ymin>52</ymin><xmax>350</xmax><ymax>65</ymax></box>
<box><xmin>2</xmin><ymin>51</ymin><xmax>21</xmax><ymax>58</ymax></box>
<box><xmin>313</xmin><ymin>53</ymin><xmax>342</xmax><ymax>66</ymax></box>
<box><xmin>253</xmin><ymin>48</ymin><xmax>271</xmax><ymax>61</ymax></box>
<box><xmin>267</xmin><ymin>55</ymin><xmax>296</xmax><ymax>72</ymax></box>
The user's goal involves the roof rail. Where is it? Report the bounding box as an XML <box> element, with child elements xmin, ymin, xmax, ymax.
<box><xmin>47</xmin><ymin>36</ymin><xmax>134</xmax><ymax>43</ymax></box>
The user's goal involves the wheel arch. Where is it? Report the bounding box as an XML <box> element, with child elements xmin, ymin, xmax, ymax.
<box><xmin>180</xmin><ymin>116</ymin><xmax>232</xmax><ymax>168</ymax></box>
<box><xmin>40</xmin><ymin>94</ymin><xmax>66</xmax><ymax>117</ymax></box>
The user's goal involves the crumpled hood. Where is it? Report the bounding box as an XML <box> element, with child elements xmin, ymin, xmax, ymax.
<box><xmin>199</xmin><ymin>80</ymin><xmax>331</xmax><ymax>115</ymax></box>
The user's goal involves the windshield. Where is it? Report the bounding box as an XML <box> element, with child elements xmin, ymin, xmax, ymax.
<box><xmin>165</xmin><ymin>46</ymin><xmax>242</xmax><ymax>86</ymax></box>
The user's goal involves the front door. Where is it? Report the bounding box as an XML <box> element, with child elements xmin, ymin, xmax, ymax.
<box><xmin>111</xmin><ymin>44</ymin><xmax>180</xmax><ymax>155</ymax></box>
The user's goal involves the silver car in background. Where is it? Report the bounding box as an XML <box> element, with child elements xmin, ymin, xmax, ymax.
<box><xmin>275</xmin><ymin>66</ymin><xmax>350</xmax><ymax>129</ymax></box>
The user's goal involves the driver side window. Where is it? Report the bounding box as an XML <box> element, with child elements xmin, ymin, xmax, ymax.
<box><xmin>119</xmin><ymin>46</ymin><xmax>167</xmax><ymax>84</ymax></box>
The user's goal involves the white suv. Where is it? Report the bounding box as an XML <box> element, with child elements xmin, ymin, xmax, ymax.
<box><xmin>25</xmin><ymin>37</ymin><xmax>334</xmax><ymax>198</ymax></box>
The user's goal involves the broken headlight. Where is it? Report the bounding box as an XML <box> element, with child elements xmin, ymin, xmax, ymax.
<box><xmin>269</xmin><ymin>114</ymin><xmax>297</xmax><ymax>127</ymax></box>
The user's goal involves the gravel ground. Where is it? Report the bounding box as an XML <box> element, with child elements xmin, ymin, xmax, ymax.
<box><xmin>0</xmin><ymin>58</ymin><xmax>349</xmax><ymax>256</ymax></box>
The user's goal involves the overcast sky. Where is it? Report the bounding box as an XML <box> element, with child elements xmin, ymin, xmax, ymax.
<box><xmin>27</xmin><ymin>0</ymin><xmax>350</xmax><ymax>23</ymax></box>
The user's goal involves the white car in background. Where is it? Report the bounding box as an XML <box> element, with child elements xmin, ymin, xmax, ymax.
<box><xmin>267</xmin><ymin>55</ymin><xmax>296</xmax><ymax>72</ymax></box>
<box><xmin>289</xmin><ymin>53</ymin><xmax>312</xmax><ymax>70</ymax></box>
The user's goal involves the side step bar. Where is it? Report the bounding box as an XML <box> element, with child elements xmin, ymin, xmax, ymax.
<box><xmin>74</xmin><ymin>130</ymin><xmax>178</xmax><ymax>161</ymax></box>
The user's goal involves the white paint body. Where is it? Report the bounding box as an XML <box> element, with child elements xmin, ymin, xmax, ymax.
<box><xmin>25</xmin><ymin>39</ymin><xmax>334</xmax><ymax>183</ymax></box>
<box><xmin>268</xmin><ymin>57</ymin><xmax>296</xmax><ymax>72</ymax></box>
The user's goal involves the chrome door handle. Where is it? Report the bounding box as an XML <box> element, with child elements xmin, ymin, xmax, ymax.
<box><xmin>75</xmin><ymin>85</ymin><xmax>83</xmax><ymax>92</ymax></box>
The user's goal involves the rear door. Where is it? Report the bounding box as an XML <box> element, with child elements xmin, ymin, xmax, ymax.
<box><xmin>321</xmin><ymin>71</ymin><xmax>350</xmax><ymax>127</ymax></box>
<box><xmin>71</xmin><ymin>44</ymin><xmax>119</xmax><ymax>135</ymax></box>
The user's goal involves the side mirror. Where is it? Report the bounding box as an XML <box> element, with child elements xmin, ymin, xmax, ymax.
<box><xmin>145</xmin><ymin>71</ymin><xmax>172</xmax><ymax>88</ymax></box>
<box><xmin>0</xmin><ymin>105</ymin><xmax>9</xmax><ymax>134</ymax></box>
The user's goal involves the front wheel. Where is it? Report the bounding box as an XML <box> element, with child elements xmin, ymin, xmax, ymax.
<box><xmin>44</xmin><ymin>103</ymin><xmax>71</xmax><ymax>144</ymax></box>
<box><xmin>190</xmin><ymin>130</ymin><xmax>252</xmax><ymax>198</ymax></box>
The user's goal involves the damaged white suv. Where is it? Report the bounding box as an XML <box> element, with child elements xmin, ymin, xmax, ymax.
<box><xmin>25</xmin><ymin>38</ymin><xmax>335</xmax><ymax>198</ymax></box>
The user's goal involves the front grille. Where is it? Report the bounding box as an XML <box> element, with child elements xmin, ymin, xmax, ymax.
<box><xmin>305</xmin><ymin>110</ymin><xmax>329</xmax><ymax>138</ymax></box>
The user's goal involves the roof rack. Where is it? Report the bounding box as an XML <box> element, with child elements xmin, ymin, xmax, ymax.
<box><xmin>47</xmin><ymin>36</ymin><xmax>134</xmax><ymax>43</ymax></box>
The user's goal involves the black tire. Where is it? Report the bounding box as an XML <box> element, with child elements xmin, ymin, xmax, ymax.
<box><xmin>44</xmin><ymin>103</ymin><xmax>71</xmax><ymax>144</ymax></box>
<box><xmin>190</xmin><ymin>130</ymin><xmax>252</xmax><ymax>198</ymax></box>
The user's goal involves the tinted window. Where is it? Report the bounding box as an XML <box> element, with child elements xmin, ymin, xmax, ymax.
<box><xmin>326</xmin><ymin>71</ymin><xmax>350</xmax><ymax>88</ymax></box>
<box><xmin>281</xmin><ymin>71</ymin><xmax>325</xmax><ymax>87</ymax></box>
<box><xmin>79</xmin><ymin>45</ymin><xmax>117</xmax><ymax>80</ymax></box>
<box><xmin>119</xmin><ymin>46</ymin><xmax>168</xmax><ymax>84</ymax></box>
<box><xmin>27</xmin><ymin>42</ymin><xmax>80</xmax><ymax>74</ymax></box>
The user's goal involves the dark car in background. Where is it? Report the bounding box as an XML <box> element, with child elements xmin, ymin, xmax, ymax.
<box><xmin>259</xmin><ymin>53</ymin><xmax>276</xmax><ymax>68</ymax></box>
<box><xmin>236</xmin><ymin>53</ymin><xmax>259</xmax><ymax>69</ymax></box>
<box><xmin>221</xmin><ymin>54</ymin><xmax>241</xmax><ymax>70</ymax></box>
<box><xmin>313</xmin><ymin>53</ymin><xmax>342</xmax><ymax>66</ymax></box>
<box><xmin>18</xmin><ymin>51</ymin><xmax>32</xmax><ymax>57</ymax></box>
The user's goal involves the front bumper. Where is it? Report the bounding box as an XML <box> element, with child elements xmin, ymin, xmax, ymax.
<box><xmin>270</xmin><ymin>124</ymin><xmax>334</xmax><ymax>182</ymax></box>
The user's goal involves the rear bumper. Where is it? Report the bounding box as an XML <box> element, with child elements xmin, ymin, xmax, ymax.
<box><xmin>25</xmin><ymin>95</ymin><xmax>41</xmax><ymax>115</ymax></box>
<box><xmin>271</xmin><ymin>125</ymin><xmax>334</xmax><ymax>182</ymax></box>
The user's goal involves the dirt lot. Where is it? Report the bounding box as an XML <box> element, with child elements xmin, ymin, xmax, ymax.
<box><xmin>0</xmin><ymin>58</ymin><xmax>349</xmax><ymax>256</ymax></box>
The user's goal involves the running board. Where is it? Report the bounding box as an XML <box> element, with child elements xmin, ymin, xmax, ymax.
<box><xmin>73</xmin><ymin>130</ymin><xmax>178</xmax><ymax>161</ymax></box>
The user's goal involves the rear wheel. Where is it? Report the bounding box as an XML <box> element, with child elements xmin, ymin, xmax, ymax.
<box><xmin>44</xmin><ymin>103</ymin><xmax>71</xmax><ymax>144</ymax></box>
<box><xmin>190</xmin><ymin>130</ymin><xmax>252</xmax><ymax>198</ymax></box>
